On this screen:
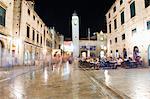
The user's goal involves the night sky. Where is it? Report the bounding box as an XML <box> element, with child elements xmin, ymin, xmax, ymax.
<box><xmin>34</xmin><ymin>0</ymin><xmax>115</xmax><ymax>40</ymax></box>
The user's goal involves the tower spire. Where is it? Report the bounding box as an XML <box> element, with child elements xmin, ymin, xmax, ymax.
<box><xmin>72</xmin><ymin>10</ymin><xmax>77</xmax><ymax>16</ymax></box>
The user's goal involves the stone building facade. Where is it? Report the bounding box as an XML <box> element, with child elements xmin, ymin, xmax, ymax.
<box><xmin>0</xmin><ymin>0</ymin><xmax>14</xmax><ymax>67</ymax></box>
<box><xmin>106</xmin><ymin>0</ymin><xmax>150</xmax><ymax>65</ymax></box>
<box><xmin>0</xmin><ymin>0</ymin><xmax>61</xmax><ymax>67</ymax></box>
<box><xmin>79</xmin><ymin>31</ymin><xmax>107</xmax><ymax>58</ymax></box>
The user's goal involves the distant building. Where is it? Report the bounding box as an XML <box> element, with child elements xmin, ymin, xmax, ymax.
<box><xmin>106</xmin><ymin>0</ymin><xmax>150</xmax><ymax>65</ymax></box>
<box><xmin>59</xmin><ymin>34</ymin><xmax>64</xmax><ymax>51</ymax></box>
<box><xmin>79</xmin><ymin>31</ymin><xmax>107</xmax><ymax>58</ymax></box>
<box><xmin>12</xmin><ymin>0</ymin><xmax>53</xmax><ymax>66</ymax></box>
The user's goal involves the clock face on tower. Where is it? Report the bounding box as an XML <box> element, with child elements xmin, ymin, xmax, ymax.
<box><xmin>73</xmin><ymin>19</ymin><xmax>78</xmax><ymax>26</ymax></box>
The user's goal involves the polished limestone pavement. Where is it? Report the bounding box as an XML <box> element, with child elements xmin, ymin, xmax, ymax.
<box><xmin>0</xmin><ymin>61</ymin><xmax>149</xmax><ymax>99</ymax></box>
<box><xmin>0</xmin><ymin>61</ymin><xmax>123</xmax><ymax>99</ymax></box>
<box><xmin>87</xmin><ymin>67</ymin><xmax>150</xmax><ymax>99</ymax></box>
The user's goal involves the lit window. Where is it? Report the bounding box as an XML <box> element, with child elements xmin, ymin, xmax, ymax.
<box><xmin>0</xmin><ymin>6</ymin><xmax>6</xmax><ymax>26</ymax></box>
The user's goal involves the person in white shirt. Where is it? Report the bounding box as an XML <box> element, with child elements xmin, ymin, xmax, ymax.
<box><xmin>116</xmin><ymin>57</ymin><xmax>123</xmax><ymax>66</ymax></box>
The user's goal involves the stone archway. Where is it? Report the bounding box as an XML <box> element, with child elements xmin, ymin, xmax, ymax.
<box><xmin>81</xmin><ymin>50</ymin><xmax>87</xmax><ymax>58</ymax></box>
<box><xmin>31</xmin><ymin>47</ymin><xmax>35</xmax><ymax>65</ymax></box>
<box><xmin>123</xmin><ymin>48</ymin><xmax>127</xmax><ymax>59</ymax></box>
<box><xmin>133</xmin><ymin>46</ymin><xmax>139</xmax><ymax>60</ymax></box>
<box><xmin>24</xmin><ymin>50</ymin><xmax>31</xmax><ymax>65</ymax></box>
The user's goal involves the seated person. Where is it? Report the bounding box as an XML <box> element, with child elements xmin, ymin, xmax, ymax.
<box><xmin>135</xmin><ymin>56</ymin><xmax>143</xmax><ymax>65</ymax></box>
<box><xmin>116</xmin><ymin>57</ymin><xmax>123</xmax><ymax>66</ymax></box>
<box><xmin>128</xmin><ymin>57</ymin><xmax>133</xmax><ymax>61</ymax></box>
<box><xmin>85</xmin><ymin>58</ymin><xmax>90</xmax><ymax>62</ymax></box>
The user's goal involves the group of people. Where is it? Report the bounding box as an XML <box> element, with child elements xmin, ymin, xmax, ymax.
<box><xmin>80</xmin><ymin>54</ymin><xmax>143</xmax><ymax>69</ymax></box>
<box><xmin>100</xmin><ymin>55</ymin><xmax>143</xmax><ymax>68</ymax></box>
<box><xmin>81</xmin><ymin>57</ymin><xmax>99</xmax><ymax>63</ymax></box>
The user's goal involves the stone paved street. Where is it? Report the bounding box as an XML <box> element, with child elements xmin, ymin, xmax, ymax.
<box><xmin>0</xmin><ymin>66</ymin><xmax>41</xmax><ymax>83</ymax></box>
<box><xmin>87</xmin><ymin>67</ymin><xmax>150</xmax><ymax>99</ymax></box>
<box><xmin>0</xmin><ymin>62</ymin><xmax>121</xmax><ymax>99</ymax></box>
<box><xmin>0</xmin><ymin>61</ymin><xmax>150</xmax><ymax>98</ymax></box>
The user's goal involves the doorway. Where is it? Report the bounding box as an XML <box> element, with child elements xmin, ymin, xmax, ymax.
<box><xmin>81</xmin><ymin>51</ymin><xmax>87</xmax><ymax>58</ymax></box>
<box><xmin>100</xmin><ymin>51</ymin><xmax>104</xmax><ymax>58</ymax></box>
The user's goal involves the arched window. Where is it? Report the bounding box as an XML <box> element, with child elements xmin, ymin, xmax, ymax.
<box><xmin>133</xmin><ymin>46</ymin><xmax>139</xmax><ymax>60</ymax></box>
<box><xmin>123</xmin><ymin>48</ymin><xmax>127</xmax><ymax>59</ymax></box>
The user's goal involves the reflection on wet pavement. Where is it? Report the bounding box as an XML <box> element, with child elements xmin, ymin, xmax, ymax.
<box><xmin>2</xmin><ymin>61</ymin><xmax>149</xmax><ymax>98</ymax></box>
<box><xmin>89</xmin><ymin>68</ymin><xmax>150</xmax><ymax>99</ymax></box>
<box><xmin>0</xmin><ymin>61</ymin><xmax>118</xmax><ymax>99</ymax></box>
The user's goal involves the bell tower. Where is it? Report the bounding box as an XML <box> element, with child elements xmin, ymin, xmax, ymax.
<box><xmin>72</xmin><ymin>11</ymin><xmax>79</xmax><ymax>58</ymax></box>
